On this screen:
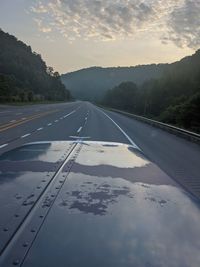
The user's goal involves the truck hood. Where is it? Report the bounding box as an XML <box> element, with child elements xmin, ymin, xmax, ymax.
<box><xmin>0</xmin><ymin>141</ymin><xmax>200</xmax><ymax>267</ymax></box>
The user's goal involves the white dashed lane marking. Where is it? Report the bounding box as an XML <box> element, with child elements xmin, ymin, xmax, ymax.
<box><xmin>64</xmin><ymin>110</ymin><xmax>75</xmax><ymax>118</ymax></box>
<box><xmin>77</xmin><ymin>127</ymin><xmax>82</xmax><ymax>133</ymax></box>
<box><xmin>0</xmin><ymin>143</ymin><xmax>8</xmax><ymax>149</ymax></box>
<box><xmin>0</xmin><ymin>109</ymin><xmax>77</xmax><ymax>150</ymax></box>
<box><xmin>21</xmin><ymin>133</ymin><xmax>31</xmax><ymax>138</ymax></box>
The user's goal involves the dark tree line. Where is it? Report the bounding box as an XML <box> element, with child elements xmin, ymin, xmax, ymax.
<box><xmin>103</xmin><ymin>50</ymin><xmax>200</xmax><ymax>133</ymax></box>
<box><xmin>0</xmin><ymin>29</ymin><xmax>71</xmax><ymax>102</ymax></box>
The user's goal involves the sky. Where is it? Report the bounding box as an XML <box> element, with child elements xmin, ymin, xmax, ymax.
<box><xmin>0</xmin><ymin>0</ymin><xmax>199</xmax><ymax>74</ymax></box>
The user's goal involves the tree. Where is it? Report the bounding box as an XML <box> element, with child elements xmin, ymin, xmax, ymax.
<box><xmin>0</xmin><ymin>29</ymin><xmax>71</xmax><ymax>103</ymax></box>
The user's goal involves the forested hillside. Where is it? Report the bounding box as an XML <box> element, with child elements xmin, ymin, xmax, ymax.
<box><xmin>103</xmin><ymin>50</ymin><xmax>200</xmax><ymax>133</ymax></box>
<box><xmin>0</xmin><ymin>29</ymin><xmax>70</xmax><ymax>102</ymax></box>
<box><xmin>61</xmin><ymin>65</ymin><xmax>167</xmax><ymax>101</ymax></box>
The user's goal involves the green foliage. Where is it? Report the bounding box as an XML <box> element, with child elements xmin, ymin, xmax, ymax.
<box><xmin>103</xmin><ymin>50</ymin><xmax>200</xmax><ymax>133</ymax></box>
<box><xmin>160</xmin><ymin>93</ymin><xmax>200</xmax><ymax>132</ymax></box>
<box><xmin>0</xmin><ymin>29</ymin><xmax>71</xmax><ymax>102</ymax></box>
<box><xmin>104</xmin><ymin>82</ymin><xmax>138</xmax><ymax>112</ymax></box>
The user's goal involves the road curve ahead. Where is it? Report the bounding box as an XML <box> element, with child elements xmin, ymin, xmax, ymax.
<box><xmin>0</xmin><ymin>101</ymin><xmax>200</xmax><ymax>198</ymax></box>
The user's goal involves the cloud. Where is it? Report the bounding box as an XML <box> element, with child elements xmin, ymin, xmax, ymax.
<box><xmin>31</xmin><ymin>0</ymin><xmax>200</xmax><ymax>49</ymax></box>
<box><xmin>165</xmin><ymin>0</ymin><xmax>200</xmax><ymax>48</ymax></box>
<box><xmin>34</xmin><ymin>18</ymin><xmax>52</xmax><ymax>33</ymax></box>
<box><xmin>31</xmin><ymin>3</ymin><xmax>48</xmax><ymax>14</ymax></box>
<box><xmin>40</xmin><ymin>27</ymin><xmax>52</xmax><ymax>33</ymax></box>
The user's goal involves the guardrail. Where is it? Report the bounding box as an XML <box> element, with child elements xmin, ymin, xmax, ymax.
<box><xmin>102</xmin><ymin>106</ymin><xmax>200</xmax><ymax>145</ymax></box>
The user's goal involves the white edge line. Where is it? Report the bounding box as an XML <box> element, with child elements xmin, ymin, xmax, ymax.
<box><xmin>99</xmin><ymin>109</ymin><xmax>141</xmax><ymax>150</ymax></box>
<box><xmin>0</xmin><ymin>143</ymin><xmax>8</xmax><ymax>149</ymax></box>
<box><xmin>21</xmin><ymin>133</ymin><xmax>31</xmax><ymax>138</ymax></box>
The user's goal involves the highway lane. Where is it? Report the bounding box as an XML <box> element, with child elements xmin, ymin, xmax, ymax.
<box><xmin>0</xmin><ymin>101</ymin><xmax>200</xmax><ymax>198</ymax></box>
<box><xmin>0</xmin><ymin>102</ymin><xmax>82</xmax><ymax>128</ymax></box>
<box><xmin>0</xmin><ymin>102</ymin><xmax>82</xmax><ymax>151</ymax></box>
<box><xmin>92</xmin><ymin>103</ymin><xmax>200</xmax><ymax>199</ymax></box>
<box><xmin>0</xmin><ymin>103</ymin><xmax>69</xmax><ymax>126</ymax></box>
<box><xmin>0</xmin><ymin>101</ymin><xmax>134</xmax><ymax>154</ymax></box>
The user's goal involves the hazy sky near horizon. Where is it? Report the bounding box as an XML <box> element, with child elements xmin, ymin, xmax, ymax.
<box><xmin>0</xmin><ymin>0</ymin><xmax>199</xmax><ymax>74</ymax></box>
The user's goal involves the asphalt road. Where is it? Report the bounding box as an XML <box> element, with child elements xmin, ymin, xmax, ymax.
<box><xmin>0</xmin><ymin>101</ymin><xmax>200</xmax><ymax>198</ymax></box>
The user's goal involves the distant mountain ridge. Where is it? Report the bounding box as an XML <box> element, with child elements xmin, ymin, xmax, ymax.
<box><xmin>102</xmin><ymin>49</ymin><xmax>200</xmax><ymax>133</ymax></box>
<box><xmin>61</xmin><ymin>64</ymin><xmax>169</xmax><ymax>101</ymax></box>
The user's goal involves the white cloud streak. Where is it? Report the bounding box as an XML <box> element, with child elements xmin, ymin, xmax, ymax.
<box><xmin>31</xmin><ymin>0</ymin><xmax>200</xmax><ymax>49</ymax></box>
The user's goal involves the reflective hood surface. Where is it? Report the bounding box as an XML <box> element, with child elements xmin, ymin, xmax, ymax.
<box><xmin>0</xmin><ymin>141</ymin><xmax>200</xmax><ymax>267</ymax></box>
